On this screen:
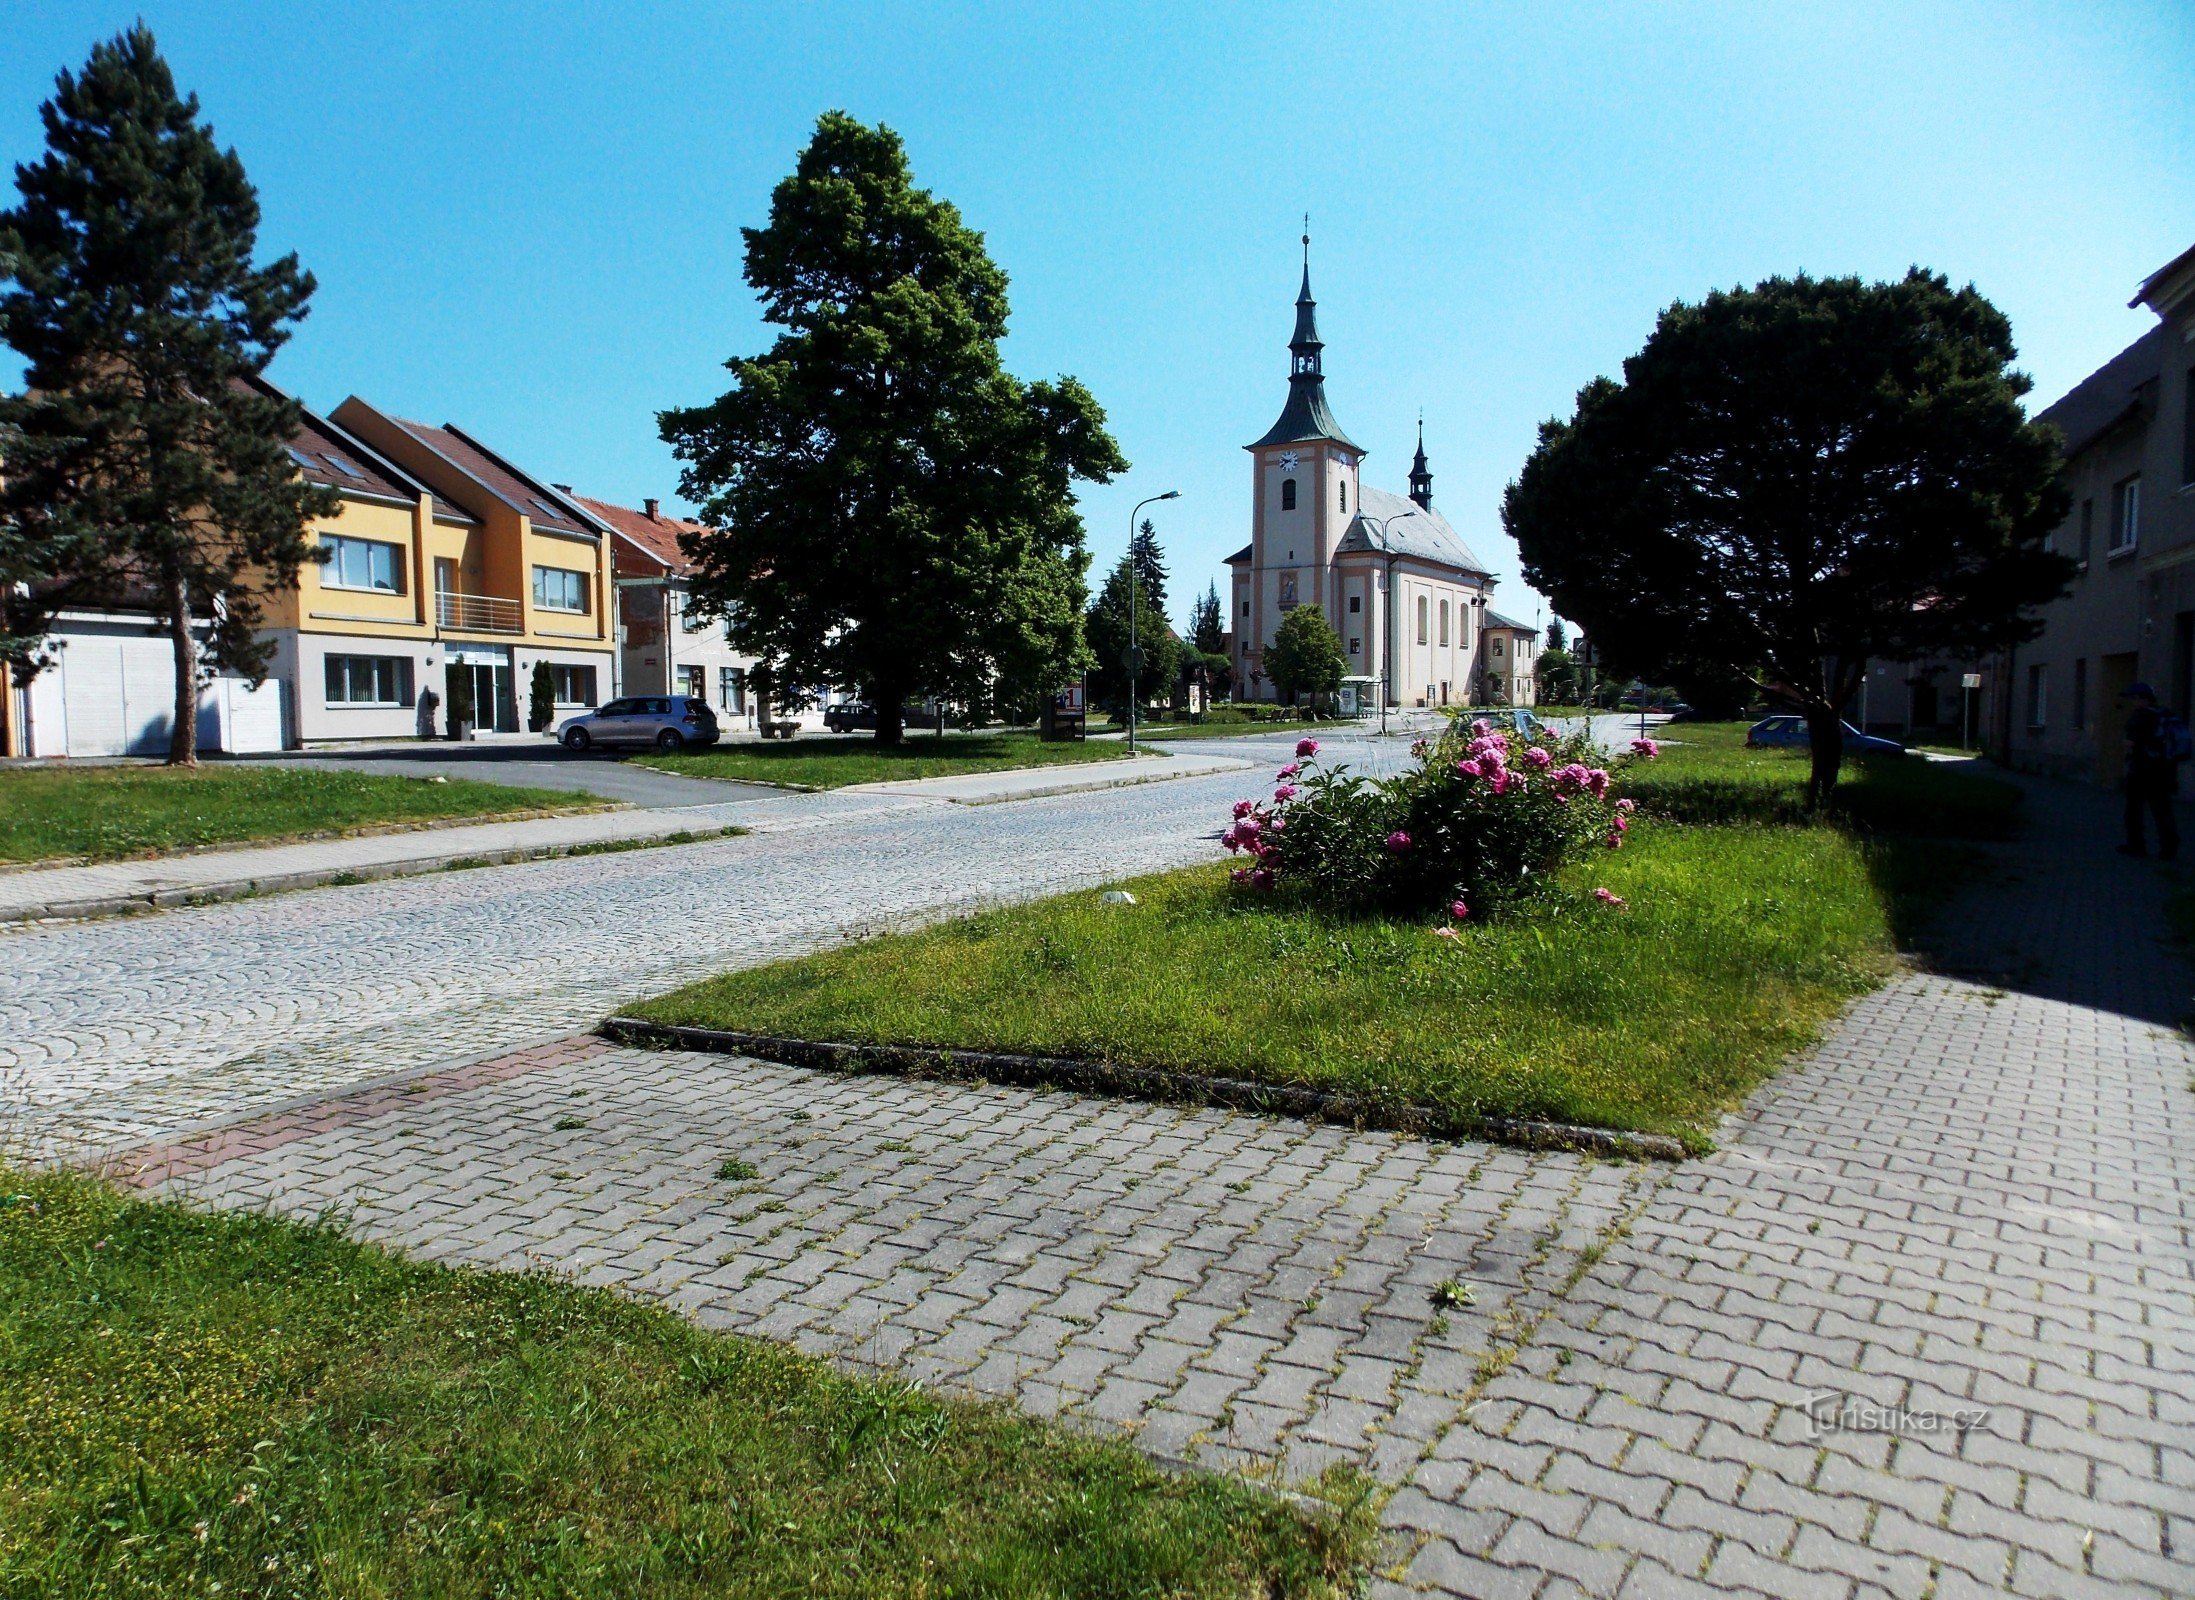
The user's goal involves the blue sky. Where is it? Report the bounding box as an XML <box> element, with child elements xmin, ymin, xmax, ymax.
<box><xmin>5</xmin><ymin>2</ymin><xmax>2190</xmax><ymax>631</ymax></box>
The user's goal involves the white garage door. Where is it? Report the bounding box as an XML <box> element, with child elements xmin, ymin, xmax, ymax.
<box><xmin>59</xmin><ymin>635</ymin><xmax>178</xmax><ymax>757</ymax></box>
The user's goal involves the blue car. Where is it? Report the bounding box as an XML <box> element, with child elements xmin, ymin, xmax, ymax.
<box><xmin>1746</xmin><ymin>715</ymin><xmax>1906</xmax><ymax>756</ymax></box>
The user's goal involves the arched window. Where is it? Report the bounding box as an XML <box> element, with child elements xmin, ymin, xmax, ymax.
<box><xmin>1439</xmin><ymin>599</ymin><xmax>1450</xmax><ymax>647</ymax></box>
<box><xmin>1339</xmin><ymin>481</ymin><xmax>1348</xmax><ymax>512</ymax></box>
<box><xmin>1280</xmin><ymin>478</ymin><xmax>1297</xmax><ymax>511</ymax></box>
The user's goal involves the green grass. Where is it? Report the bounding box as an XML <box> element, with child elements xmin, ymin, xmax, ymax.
<box><xmin>638</xmin><ymin>732</ymin><xmax>1142</xmax><ymax>789</ymax></box>
<box><xmin>0</xmin><ymin>765</ymin><xmax>606</xmax><ymax>863</ymax></box>
<box><xmin>635</xmin><ymin>823</ymin><xmax>1942</xmax><ymax>1148</ymax></box>
<box><xmin>0</xmin><ymin>1170</ymin><xmax>1370</xmax><ymax>1598</ymax></box>
<box><xmin>1622</xmin><ymin>722</ymin><xmax>2022</xmax><ymax>839</ymax></box>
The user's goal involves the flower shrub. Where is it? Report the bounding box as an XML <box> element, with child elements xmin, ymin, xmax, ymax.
<box><xmin>1221</xmin><ymin>719</ymin><xmax>1655</xmax><ymax>918</ymax></box>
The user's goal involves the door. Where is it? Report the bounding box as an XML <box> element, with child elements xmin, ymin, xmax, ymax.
<box><xmin>2098</xmin><ymin>653</ymin><xmax>2140</xmax><ymax>784</ymax></box>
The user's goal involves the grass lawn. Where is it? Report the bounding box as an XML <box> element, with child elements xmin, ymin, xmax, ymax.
<box><xmin>0</xmin><ymin>1169</ymin><xmax>1369</xmax><ymax>1598</ymax></box>
<box><xmin>637</xmin><ymin>731</ymin><xmax>1143</xmax><ymax>790</ymax></box>
<box><xmin>635</xmin><ymin>727</ymin><xmax>2013</xmax><ymax>1149</ymax></box>
<box><xmin>0</xmin><ymin>764</ymin><xmax>606</xmax><ymax>864</ymax></box>
<box><xmin>1135</xmin><ymin>716</ymin><xmax>1335</xmax><ymax>741</ymax></box>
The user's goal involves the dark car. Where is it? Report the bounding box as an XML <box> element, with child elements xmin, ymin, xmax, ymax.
<box><xmin>822</xmin><ymin>701</ymin><xmax>875</xmax><ymax>733</ymax></box>
<box><xmin>1745</xmin><ymin>715</ymin><xmax>1906</xmax><ymax>756</ymax></box>
<box><xmin>556</xmin><ymin>696</ymin><xmax>721</xmax><ymax>751</ymax></box>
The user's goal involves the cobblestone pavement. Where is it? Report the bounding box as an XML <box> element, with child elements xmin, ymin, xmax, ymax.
<box><xmin>27</xmin><ymin>756</ymin><xmax>2195</xmax><ymax>1597</ymax></box>
<box><xmin>0</xmin><ymin>727</ymin><xmax>1399</xmax><ymax>1157</ymax></box>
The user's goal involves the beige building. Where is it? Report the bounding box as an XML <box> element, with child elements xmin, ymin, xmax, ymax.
<box><xmin>1481</xmin><ymin>613</ymin><xmax>1541</xmax><ymax>706</ymax></box>
<box><xmin>1997</xmin><ymin>241</ymin><xmax>2195</xmax><ymax>782</ymax></box>
<box><xmin>1225</xmin><ymin>251</ymin><xmax>1503</xmax><ymax>708</ymax></box>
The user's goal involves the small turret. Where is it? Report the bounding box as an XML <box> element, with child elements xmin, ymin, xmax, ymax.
<box><xmin>1408</xmin><ymin>417</ymin><xmax>1433</xmax><ymax>510</ymax></box>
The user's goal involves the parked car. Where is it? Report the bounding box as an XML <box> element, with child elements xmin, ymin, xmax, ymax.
<box><xmin>1745</xmin><ymin>715</ymin><xmax>1906</xmax><ymax>756</ymax></box>
<box><xmin>822</xmin><ymin>701</ymin><xmax>875</xmax><ymax>733</ymax></box>
<box><xmin>556</xmin><ymin>696</ymin><xmax>720</xmax><ymax>751</ymax></box>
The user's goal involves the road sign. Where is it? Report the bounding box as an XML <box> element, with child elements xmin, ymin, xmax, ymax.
<box><xmin>1961</xmin><ymin>673</ymin><xmax>1981</xmax><ymax>689</ymax></box>
<box><xmin>1122</xmin><ymin>645</ymin><xmax>1145</xmax><ymax>675</ymax></box>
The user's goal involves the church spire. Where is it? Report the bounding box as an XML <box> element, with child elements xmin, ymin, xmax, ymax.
<box><xmin>1409</xmin><ymin>415</ymin><xmax>1433</xmax><ymax>509</ymax></box>
<box><xmin>1247</xmin><ymin>222</ymin><xmax>1362</xmax><ymax>454</ymax></box>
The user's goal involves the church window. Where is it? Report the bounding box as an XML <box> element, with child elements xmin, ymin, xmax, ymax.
<box><xmin>1439</xmin><ymin>600</ymin><xmax>1450</xmax><ymax>647</ymax></box>
<box><xmin>1348</xmin><ymin>595</ymin><xmax>1361</xmax><ymax>614</ymax></box>
<box><xmin>1349</xmin><ymin>637</ymin><xmax>1361</xmax><ymax>655</ymax></box>
<box><xmin>1339</xmin><ymin>481</ymin><xmax>1347</xmax><ymax>512</ymax></box>
<box><xmin>1280</xmin><ymin>478</ymin><xmax>1297</xmax><ymax>510</ymax></box>
<box><xmin>1241</xmin><ymin>600</ymin><xmax>1250</xmax><ymax>617</ymax></box>
<box><xmin>1416</xmin><ymin>595</ymin><xmax>1429</xmax><ymax>645</ymax></box>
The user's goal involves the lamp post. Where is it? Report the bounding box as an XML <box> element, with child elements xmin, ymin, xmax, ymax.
<box><xmin>1126</xmin><ymin>490</ymin><xmax>1179</xmax><ymax>756</ymax></box>
<box><xmin>1363</xmin><ymin>512</ymin><xmax>1412</xmax><ymax>736</ymax></box>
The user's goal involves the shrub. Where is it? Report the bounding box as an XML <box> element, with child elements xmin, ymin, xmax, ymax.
<box><xmin>1222</xmin><ymin>722</ymin><xmax>1655</xmax><ymax>919</ymax></box>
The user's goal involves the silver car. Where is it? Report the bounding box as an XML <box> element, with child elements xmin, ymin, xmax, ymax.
<box><xmin>557</xmin><ymin>695</ymin><xmax>721</xmax><ymax>752</ymax></box>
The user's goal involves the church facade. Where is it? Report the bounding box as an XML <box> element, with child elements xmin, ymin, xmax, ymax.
<box><xmin>1225</xmin><ymin>253</ymin><xmax>1524</xmax><ymax>707</ymax></box>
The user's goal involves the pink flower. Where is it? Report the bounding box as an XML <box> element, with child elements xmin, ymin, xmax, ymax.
<box><xmin>1232</xmin><ymin>799</ymin><xmax>1255</xmax><ymax>819</ymax></box>
<box><xmin>1522</xmin><ymin>745</ymin><xmax>1553</xmax><ymax>770</ymax></box>
<box><xmin>1456</xmin><ymin>758</ymin><xmax>1482</xmax><ymax>780</ymax></box>
<box><xmin>1230</xmin><ymin>866</ymin><xmax>1251</xmax><ymax>885</ymax></box>
<box><xmin>1586</xmin><ymin>768</ymin><xmax>1611</xmax><ymax>797</ymax></box>
<box><xmin>1276</xmin><ymin>762</ymin><xmax>1301</xmax><ymax>779</ymax></box>
<box><xmin>1295</xmin><ymin>738</ymin><xmax>1320</xmax><ymax>757</ymax></box>
<box><xmin>1630</xmin><ymin>737</ymin><xmax>1660</xmax><ymax>758</ymax></box>
<box><xmin>1236</xmin><ymin>816</ymin><xmax>1261</xmax><ymax>839</ymax></box>
<box><xmin>1221</xmin><ymin>826</ymin><xmax>1243</xmax><ymax>852</ymax></box>
<box><xmin>1449</xmin><ymin>900</ymin><xmax>1470</xmax><ymax>921</ymax></box>
<box><xmin>1604</xmin><ymin>831</ymin><xmax>1624</xmax><ymax>849</ymax></box>
<box><xmin>1614</xmin><ymin>797</ymin><xmax>1636</xmax><ymax>814</ymax></box>
<box><xmin>1249</xmin><ymin>867</ymin><xmax>1275</xmax><ymax>890</ymax></box>
<box><xmin>1593</xmin><ymin>887</ymin><xmax>1627</xmax><ymax>908</ymax></box>
<box><xmin>1431</xmin><ymin>924</ymin><xmax>1460</xmax><ymax>939</ymax></box>
<box><xmin>1613</xmin><ymin>813</ymin><xmax>1629</xmax><ymax>831</ymax></box>
<box><xmin>1385</xmin><ymin>831</ymin><xmax>1412</xmax><ymax>853</ymax></box>
<box><xmin>1266</xmin><ymin>816</ymin><xmax>1285</xmax><ymax>833</ymax></box>
<box><xmin>1471</xmin><ymin>719</ymin><xmax>1492</xmax><ymax>736</ymax></box>
<box><xmin>1410</xmin><ymin>738</ymin><xmax>1431</xmax><ymax>758</ymax></box>
<box><xmin>1274</xmin><ymin>784</ymin><xmax>1299</xmax><ymax>802</ymax></box>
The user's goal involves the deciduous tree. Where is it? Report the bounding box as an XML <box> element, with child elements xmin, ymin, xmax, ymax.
<box><xmin>1265</xmin><ymin>604</ymin><xmax>1345</xmax><ymax>709</ymax></box>
<box><xmin>662</xmin><ymin>113</ymin><xmax>1126</xmax><ymax>744</ymax></box>
<box><xmin>0</xmin><ymin>25</ymin><xmax>333</xmax><ymax>764</ymax></box>
<box><xmin>1503</xmin><ymin>269</ymin><xmax>2070</xmax><ymax>802</ymax></box>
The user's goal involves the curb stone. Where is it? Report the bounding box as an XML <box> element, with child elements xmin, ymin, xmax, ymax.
<box><xmin>598</xmin><ymin>1016</ymin><xmax>1694</xmax><ymax>1161</ymax></box>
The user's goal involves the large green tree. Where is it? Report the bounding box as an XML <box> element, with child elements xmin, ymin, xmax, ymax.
<box><xmin>1503</xmin><ymin>269</ymin><xmax>2070</xmax><ymax>802</ymax></box>
<box><xmin>0</xmin><ymin>25</ymin><xmax>333</xmax><ymax>764</ymax></box>
<box><xmin>662</xmin><ymin>113</ymin><xmax>1125</xmax><ymax>744</ymax></box>
<box><xmin>1265</xmin><ymin>604</ymin><xmax>1345</xmax><ymax>709</ymax></box>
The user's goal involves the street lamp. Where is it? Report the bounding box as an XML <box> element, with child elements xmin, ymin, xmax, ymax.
<box><xmin>1126</xmin><ymin>490</ymin><xmax>1179</xmax><ymax>756</ymax></box>
<box><xmin>1362</xmin><ymin>511</ymin><xmax>1412</xmax><ymax>736</ymax></box>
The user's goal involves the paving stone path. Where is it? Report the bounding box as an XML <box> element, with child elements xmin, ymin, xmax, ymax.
<box><xmin>14</xmin><ymin>760</ymin><xmax>2195</xmax><ymax>1597</ymax></box>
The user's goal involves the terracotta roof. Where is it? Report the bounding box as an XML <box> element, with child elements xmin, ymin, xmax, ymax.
<box><xmin>387</xmin><ymin>418</ymin><xmax>598</xmax><ymax>536</ymax></box>
<box><xmin>575</xmin><ymin>495</ymin><xmax>713</xmax><ymax>575</ymax></box>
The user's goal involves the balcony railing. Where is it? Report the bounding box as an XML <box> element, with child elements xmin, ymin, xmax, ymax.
<box><xmin>437</xmin><ymin>590</ymin><xmax>523</xmax><ymax>634</ymax></box>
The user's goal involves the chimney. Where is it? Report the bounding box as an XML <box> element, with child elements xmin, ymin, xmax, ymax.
<box><xmin>644</xmin><ymin>498</ymin><xmax>660</xmax><ymax>520</ymax></box>
<box><xmin>552</xmin><ymin>482</ymin><xmax>574</xmax><ymax>493</ymax></box>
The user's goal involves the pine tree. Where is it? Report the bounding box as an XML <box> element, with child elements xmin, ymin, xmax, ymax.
<box><xmin>1128</xmin><ymin>519</ymin><xmax>1168</xmax><ymax>621</ymax></box>
<box><xmin>0</xmin><ymin>25</ymin><xmax>334</xmax><ymax>764</ymax></box>
<box><xmin>662</xmin><ymin>113</ymin><xmax>1126</xmax><ymax>744</ymax></box>
<box><xmin>1085</xmin><ymin>548</ymin><xmax>1180</xmax><ymax>717</ymax></box>
<box><xmin>1189</xmin><ymin>581</ymin><xmax>1225</xmax><ymax>654</ymax></box>
<box><xmin>1545</xmin><ymin>617</ymin><xmax>1567</xmax><ymax>653</ymax></box>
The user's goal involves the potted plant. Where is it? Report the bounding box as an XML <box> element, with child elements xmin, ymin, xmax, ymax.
<box><xmin>445</xmin><ymin>665</ymin><xmax>476</xmax><ymax>742</ymax></box>
<box><xmin>528</xmin><ymin>661</ymin><xmax>555</xmax><ymax>733</ymax></box>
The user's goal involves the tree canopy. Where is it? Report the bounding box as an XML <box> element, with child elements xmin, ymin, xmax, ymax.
<box><xmin>1503</xmin><ymin>268</ymin><xmax>2070</xmax><ymax>799</ymax></box>
<box><xmin>661</xmin><ymin>112</ymin><xmax>1126</xmax><ymax>742</ymax></box>
<box><xmin>0</xmin><ymin>25</ymin><xmax>333</xmax><ymax>763</ymax></box>
<box><xmin>1265</xmin><ymin>604</ymin><xmax>1345</xmax><ymax>708</ymax></box>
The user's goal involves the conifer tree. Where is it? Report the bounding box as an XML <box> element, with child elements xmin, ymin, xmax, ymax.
<box><xmin>0</xmin><ymin>25</ymin><xmax>334</xmax><ymax>763</ymax></box>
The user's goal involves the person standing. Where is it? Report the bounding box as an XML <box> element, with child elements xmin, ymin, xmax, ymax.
<box><xmin>2119</xmin><ymin>682</ymin><xmax>2181</xmax><ymax>860</ymax></box>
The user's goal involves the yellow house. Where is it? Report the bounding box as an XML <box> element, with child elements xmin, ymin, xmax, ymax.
<box><xmin>243</xmin><ymin>393</ymin><xmax>614</xmax><ymax>741</ymax></box>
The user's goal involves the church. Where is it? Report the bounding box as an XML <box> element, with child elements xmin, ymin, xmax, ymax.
<box><xmin>1225</xmin><ymin>247</ymin><xmax>1532</xmax><ymax>708</ymax></box>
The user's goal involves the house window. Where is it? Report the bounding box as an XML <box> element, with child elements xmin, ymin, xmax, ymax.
<box><xmin>2073</xmin><ymin>658</ymin><xmax>2088</xmax><ymax>731</ymax></box>
<box><xmin>320</xmin><ymin>534</ymin><xmax>404</xmax><ymax>594</ymax></box>
<box><xmin>324</xmin><ymin>654</ymin><xmax>411</xmax><ymax>706</ymax></box>
<box><xmin>681</xmin><ymin>665</ymin><xmax>706</xmax><ymax>699</ymax></box>
<box><xmin>1493</xmin><ymin>638</ymin><xmax>1504</xmax><ymax>659</ymax></box>
<box><xmin>1348</xmin><ymin>595</ymin><xmax>1361</xmax><ymax>614</ymax></box>
<box><xmin>720</xmin><ymin>666</ymin><xmax>746</xmax><ymax>714</ymax></box>
<box><xmin>549</xmin><ymin>663</ymin><xmax>598</xmax><ymax>706</ymax></box>
<box><xmin>2110</xmin><ymin>476</ymin><xmax>2140</xmax><ymax>555</ymax></box>
<box><xmin>1349</xmin><ymin>636</ymin><xmax>1361</xmax><ymax>655</ymax></box>
<box><xmin>2026</xmin><ymin>663</ymin><xmax>2047</xmax><ymax>731</ymax></box>
<box><xmin>1280</xmin><ymin>478</ymin><xmax>1297</xmax><ymax>510</ymax></box>
<box><xmin>533</xmin><ymin>565</ymin><xmax>590</xmax><ymax>613</ymax></box>
<box><xmin>2078</xmin><ymin>498</ymin><xmax>2093</xmax><ymax>564</ymax></box>
<box><xmin>1416</xmin><ymin>595</ymin><xmax>1429</xmax><ymax>645</ymax></box>
<box><xmin>1439</xmin><ymin>600</ymin><xmax>1450</xmax><ymax>647</ymax></box>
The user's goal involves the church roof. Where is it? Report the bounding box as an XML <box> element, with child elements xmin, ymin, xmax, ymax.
<box><xmin>1224</xmin><ymin>544</ymin><xmax>1252</xmax><ymax>565</ymax></box>
<box><xmin>1246</xmin><ymin>257</ymin><xmax>1364</xmax><ymax>453</ymax></box>
<box><xmin>1334</xmin><ymin>484</ymin><xmax>1490</xmax><ymax>578</ymax></box>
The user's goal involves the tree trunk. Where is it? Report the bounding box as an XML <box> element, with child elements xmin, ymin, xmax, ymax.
<box><xmin>873</xmin><ymin>683</ymin><xmax>904</xmax><ymax>746</ymax></box>
<box><xmin>165</xmin><ymin>569</ymin><xmax>199</xmax><ymax>767</ymax></box>
<box><xmin>1802</xmin><ymin>699</ymin><xmax>1844</xmax><ymax>809</ymax></box>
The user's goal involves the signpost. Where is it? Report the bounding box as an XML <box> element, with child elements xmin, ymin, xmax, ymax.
<box><xmin>1961</xmin><ymin>672</ymin><xmax>1981</xmax><ymax>753</ymax></box>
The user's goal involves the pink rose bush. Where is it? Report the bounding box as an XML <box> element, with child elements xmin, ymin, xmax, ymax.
<box><xmin>1223</xmin><ymin>716</ymin><xmax>1657</xmax><ymax>918</ymax></box>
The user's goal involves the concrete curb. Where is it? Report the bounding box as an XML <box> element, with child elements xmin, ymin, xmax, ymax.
<box><xmin>0</xmin><ymin>827</ymin><xmax>745</xmax><ymax>926</ymax></box>
<box><xmin>598</xmin><ymin>1016</ymin><xmax>1693</xmax><ymax>1161</ymax></box>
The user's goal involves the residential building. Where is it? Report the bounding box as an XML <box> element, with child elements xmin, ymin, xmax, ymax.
<box><xmin>1225</xmin><ymin>245</ymin><xmax>1502</xmax><ymax>708</ymax></box>
<box><xmin>326</xmin><ymin>397</ymin><xmax>615</xmax><ymax>738</ymax></box>
<box><xmin>1480</xmin><ymin>613</ymin><xmax>1540</xmax><ymax>705</ymax></box>
<box><xmin>1997</xmin><ymin>241</ymin><xmax>2195</xmax><ymax>782</ymax></box>
<box><xmin>583</xmin><ymin>493</ymin><xmax>754</xmax><ymax>730</ymax></box>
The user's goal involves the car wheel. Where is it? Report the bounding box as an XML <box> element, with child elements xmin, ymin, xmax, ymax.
<box><xmin>655</xmin><ymin>728</ymin><xmax>685</xmax><ymax>752</ymax></box>
<box><xmin>563</xmin><ymin>727</ymin><xmax>591</xmax><ymax>751</ymax></box>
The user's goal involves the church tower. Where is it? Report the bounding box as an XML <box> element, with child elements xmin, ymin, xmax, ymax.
<box><xmin>1409</xmin><ymin>419</ymin><xmax>1433</xmax><ymax>510</ymax></box>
